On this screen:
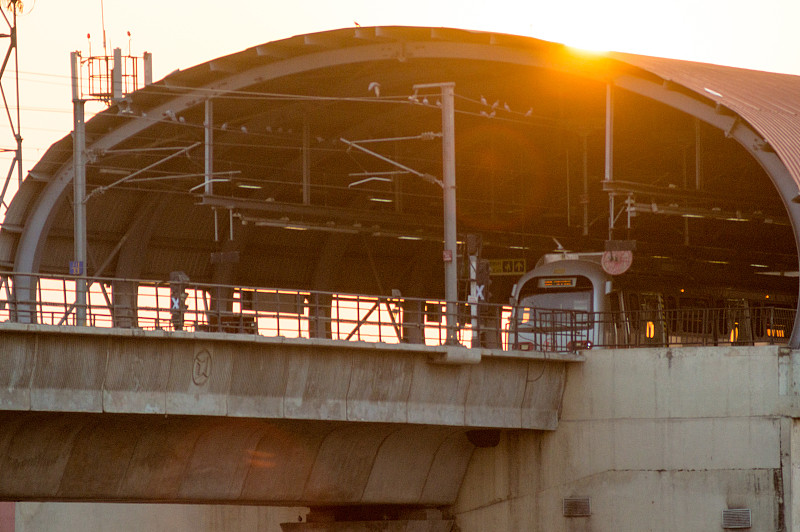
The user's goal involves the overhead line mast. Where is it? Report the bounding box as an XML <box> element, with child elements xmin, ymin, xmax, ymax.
<box><xmin>70</xmin><ymin>27</ymin><xmax>152</xmax><ymax>324</ymax></box>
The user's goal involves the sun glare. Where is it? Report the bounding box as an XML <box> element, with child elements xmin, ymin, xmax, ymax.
<box><xmin>559</xmin><ymin>33</ymin><xmax>613</xmax><ymax>54</ymax></box>
<box><xmin>564</xmin><ymin>44</ymin><xmax>610</xmax><ymax>57</ymax></box>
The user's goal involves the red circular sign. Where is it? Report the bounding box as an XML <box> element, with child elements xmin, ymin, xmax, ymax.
<box><xmin>601</xmin><ymin>250</ymin><xmax>633</xmax><ymax>275</ymax></box>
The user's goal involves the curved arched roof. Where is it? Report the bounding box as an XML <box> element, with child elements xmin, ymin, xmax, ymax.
<box><xmin>3</xmin><ymin>26</ymin><xmax>800</xmax><ymax>338</ymax></box>
<box><xmin>23</xmin><ymin>28</ymin><xmax>800</xmax><ymax>190</ymax></box>
<box><xmin>610</xmin><ymin>51</ymin><xmax>800</xmax><ymax>183</ymax></box>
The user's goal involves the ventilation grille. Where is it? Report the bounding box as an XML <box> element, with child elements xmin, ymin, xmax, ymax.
<box><xmin>562</xmin><ymin>497</ymin><xmax>591</xmax><ymax>517</ymax></box>
<box><xmin>722</xmin><ymin>509</ymin><xmax>751</xmax><ymax>529</ymax></box>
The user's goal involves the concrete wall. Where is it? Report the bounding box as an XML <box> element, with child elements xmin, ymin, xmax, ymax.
<box><xmin>453</xmin><ymin>346</ymin><xmax>789</xmax><ymax>531</ymax></box>
<box><xmin>10</xmin><ymin>502</ymin><xmax>302</xmax><ymax>532</ymax></box>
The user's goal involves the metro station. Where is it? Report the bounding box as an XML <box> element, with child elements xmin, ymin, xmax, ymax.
<box><xmin>2</xmin><ymin>26</ymin><xmax>800</xmax><ymax>531</ymax></box>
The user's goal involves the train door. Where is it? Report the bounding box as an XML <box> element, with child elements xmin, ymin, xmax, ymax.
<box><xmin>624</xmin><ymin>292</ymin><xmax>667</xmax><ymax>347</ymax></box>
<box><xmin>607</xmin><ymin>290</ymin><xmax>629</xmax><ymax>347</ymax></box>
<box><xmin>675</xmin><ymin>296</ymin><xmax>712</xmax><ymax>345</ymax></box>
<box><xmin>750</xmin><ymin>301</ymin><xmax>792</xmax><ymax>344</ymax></box>
<box><xmin>723</xmin><ymin>298</ymin><xmax>753</xmax><ymax>345</ymax></box>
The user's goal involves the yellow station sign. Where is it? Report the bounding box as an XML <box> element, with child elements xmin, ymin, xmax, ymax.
<box><xmin>488</xmin><ymin>258</ymin><xmax>527</xmax><ymax>276</ymax></box>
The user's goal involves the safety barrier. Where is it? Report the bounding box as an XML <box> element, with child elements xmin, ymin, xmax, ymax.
<box><xmin>0</xmin><ymin>272</ymin><xmax>794</xmax><ymax>351</ymax></box>
<box><xmin>509</xmin><ymin>305</ymin><xmax>796</xmax><ymax>351</ymax></box>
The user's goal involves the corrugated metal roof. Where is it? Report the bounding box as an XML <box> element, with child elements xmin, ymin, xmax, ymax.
<box><xmin>27</xmin><ymin>27</ymin><xmax>800</xmax><ymax>193</ymax></box>
<box><xmin>608</xmin><ymin>52</ymin><xmax>800</xmax><ymax>186</ymax></box>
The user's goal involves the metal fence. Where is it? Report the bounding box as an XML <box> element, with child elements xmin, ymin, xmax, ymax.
<box><xmin>508</xmin><ymin>305</ymin><xmax>796</xmax><ymax>351</ymax></box>
<box><xmin>0</xmin><ymin>273</ymin><xmax>501</xmax><ymax>348</ymax></box>
<box><xmin>0</xmin><ymin>272</ymin><xmax>795</xmax><ymax>352</ymax></box>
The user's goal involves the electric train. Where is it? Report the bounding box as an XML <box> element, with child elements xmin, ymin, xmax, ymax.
<box><xmin>509</xmin><ymin>253</ymin><xmax>797</xmax><ymax>352</ymax></box>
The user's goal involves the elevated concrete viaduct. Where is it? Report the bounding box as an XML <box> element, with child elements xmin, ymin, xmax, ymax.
<box><xmin>0</xmin><ymin>324</ymin><xmax>574</xmax><ymax>515</ymax></box>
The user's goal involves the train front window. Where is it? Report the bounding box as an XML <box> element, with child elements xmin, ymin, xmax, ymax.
<box><xmin>517</xmin><ymin>275</ymin><xmax>595</xmax><ymax>313</ymax></box>
<box><xmin>516</xmin><ymin>275</ymin><xmax>594</xmax><ymax>331</ymax></box>
<box><xmin>523</xmin><ymin>290</ymin><xmax>592</xmax><ymax>313</ymax></box>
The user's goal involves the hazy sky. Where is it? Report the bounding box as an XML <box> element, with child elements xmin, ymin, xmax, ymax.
<box><xmin>6</xmin><ymin>0</ymin><xmax>800</xmax><ymax>209</ymax></box>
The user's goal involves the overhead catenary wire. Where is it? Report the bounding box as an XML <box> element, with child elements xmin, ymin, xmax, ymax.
<box><xmin>21</xmin><ymin>81</ymin><xmax>585</xmax><ymax>210</ymax></box>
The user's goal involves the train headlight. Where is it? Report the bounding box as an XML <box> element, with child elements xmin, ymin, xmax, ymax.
<box><xmin>567</xmin><ymin>340</ymin><xmax>593</xmax><ymax>352</ymax></box>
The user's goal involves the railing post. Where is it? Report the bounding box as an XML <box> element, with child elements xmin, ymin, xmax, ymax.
<box><xmin>769</xmin><ymin>307</ymin><xmax>775</xmax><ymax>345</ymax></box>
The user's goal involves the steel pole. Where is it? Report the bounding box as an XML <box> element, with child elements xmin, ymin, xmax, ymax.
<box><xmin>13</xmin><ymin>7</ymin><xmax>21</xmax><ymax>187</ymax></box>
<box><xmin>71</xmin><ymin>52</ymin><xmax>87</xmax><ymax>325</ymax></box>
<box><xmin>441</xmin><ymin>83</ymin><xmax>458</xmax><ymax>344</ymax></box>
<box><xmin>303</xmin><ymin>117</ymin><xmax>311</xmax><ymax>204</ymax></box>
<box><xmin>582</xmin><ymin>133</ymin><xmax>589</xmax><ymax>236</ymax></box>
<box><xmin>205</xmin><ymin>99</ymin><xmax>213</xmax><ymax>195</ymax></box>
<box><xmin>605</xmin><ymin>84</ymin><xmax>614</xmax><ymax>241</ymax></box>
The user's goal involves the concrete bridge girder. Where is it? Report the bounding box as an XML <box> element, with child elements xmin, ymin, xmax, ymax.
<box><xmin>0</xmin><ymin>325</ymin><xmax>576</xmax><ymax>505</ymax></box>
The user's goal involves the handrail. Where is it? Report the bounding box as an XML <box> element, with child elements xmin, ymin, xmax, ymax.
<box><xmin>0</xmin><ymin>271</ymin><xmax>795</xmax><ymax>352</ymax></box>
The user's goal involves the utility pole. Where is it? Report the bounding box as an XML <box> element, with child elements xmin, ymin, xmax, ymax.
<box><xmin>67</xmin><ymin>42</ymin><xmax>151</xmax><ymax>325</ymax></box>
<box><xmin>71</xmin><ymin>51</ymin><xmax>87</xmax><ymax>325</ymax></box>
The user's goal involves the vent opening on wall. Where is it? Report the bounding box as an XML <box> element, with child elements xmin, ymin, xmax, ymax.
<box><xmin>722</xmin><ymin>508</ymin><xmax>751</xmax><ymax>529</ymax></box>
<box><xmin>563</xmin><ymin>497</ymin><xmax>591</xmax><ymax>517</ymax></box>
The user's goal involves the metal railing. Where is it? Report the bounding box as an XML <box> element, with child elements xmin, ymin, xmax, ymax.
<box><xmin>0</xmin><ymin>272</ymin><xmax>795</xmax><ymax>352</ymax></box>
<box><xmin>0</xmin><ymin>273</ymin><xmax>505</xmax><ymax>348</ymax></box>
<box><xmin>508</xmin><ymin>306</ymin><xmax>796</xmax><ymax>352</ymax></box>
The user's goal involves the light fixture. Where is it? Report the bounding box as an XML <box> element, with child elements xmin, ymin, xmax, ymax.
<box><xmin>369</xmin><ymin>197</ymin><xmax>393</xmax><ymax>203</ymax></box>
<box><xmin>725</xmin><ymin>211</ymin><xmax>748</xmax><ymax>221</ymax></box>
<box><xmin>237</xmin><ymin>183</ymin><xmax>262</xmax><ymax>190</ymax></box>
<box><xmin>98</xmin><ymin>168</ymin><xmax>129</xmax><ymax>176</ymax></box>
<box><xmin>398</xmin><ymin>235</ymin><xmax>422</xmax><ymax>241</ymax></box>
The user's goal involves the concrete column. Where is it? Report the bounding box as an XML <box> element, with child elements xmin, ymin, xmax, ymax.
<box><xmin>401</xmin><ymin>299</ymin><xmax>425</xmax><ymax>344</ymax></box>
<box><xmin>111</xmin><ymin>279</ymin><xmax>138</xmax><ymax>328</ymax></box>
